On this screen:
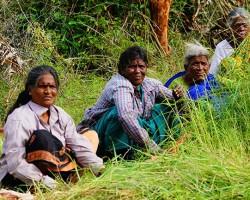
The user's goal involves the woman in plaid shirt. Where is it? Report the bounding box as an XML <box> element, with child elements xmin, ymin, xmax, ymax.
<box><xmin>77</xmin><ymin>46</ymin><xmax>186</xmax><ymax>159</ymax></box>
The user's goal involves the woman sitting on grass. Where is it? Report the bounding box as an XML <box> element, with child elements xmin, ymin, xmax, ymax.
<box><xmin>218</xmin><ymin>32</ymin><xmax>249</xmax><ymax>88</ymax></box>
<box><xmin>0</xmin><ymin>65</ymin><xmax>104</xmax><ymax>190</ymax></box>
<box><xmin>209</xmin><ymin>7</ymin><xmax>249</xmax><ymax>74</ymax></box>
<box><xmin>165</xmin><ymin>42</ymin><xmax>220</xmax><ymax>102</ymax></box>
<box><xmin>77</xmin><ymin>46</ymin><xmax>186</xmax><ymax>159</ymax></box>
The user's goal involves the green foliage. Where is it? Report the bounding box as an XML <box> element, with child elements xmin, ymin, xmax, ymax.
<box><xmin>10</xmin><ymin>1</ymin><xmax>151</xmax><ymax>71</ymax></box>
<box><xmin>169</xmin><ymin>1</ymin><xmax>249</xmax><ymax>47</ymax></box>
<box><xmin>0</xmin><ymin>79</ymin><xmax>9</xmax><ymax>123</ymax></box>
<box><xmin>0</xmin><ymin>74</ymin><xmax>25</xmax><ymax>123</ymax></box>
<box><xmin>57</xmin><ymin>72</ymin><xmax>107</xmax><ymax>123</ymax></box>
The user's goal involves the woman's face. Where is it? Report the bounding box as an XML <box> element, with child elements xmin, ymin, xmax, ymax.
<box><xmin>122</xmin><ymin>58</ymin><xmax>147</xmax><ymax>87</ymax></box>
<box><xmin>185</xmin><ymin>56</ymin><xmax>210</xmax><ymax>85</ymax></box>
<box><xmin>231</xmin><ymin>16</ymin><xmax>249</xmax><ymax>43</ymax></box>
<box><xmin>29</xmin><ymin>73</ymin><xmax>58</xmax><ymax>108</ymax></box>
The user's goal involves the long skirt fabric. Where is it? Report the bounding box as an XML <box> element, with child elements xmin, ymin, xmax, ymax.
<box><xmin>92</xmin><ymin>104</ymin><xmax>178</xmax><ymax>156</ymax></box>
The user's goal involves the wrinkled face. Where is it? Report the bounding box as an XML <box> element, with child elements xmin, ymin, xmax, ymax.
<box><xmin>29</xmin><ymin>73</ymin><xmax>58</xmax><ymax>108</ymax></box>
<box><xmin>231</xmin><ymin>16</ymin><xmax>249</xmax><ymax>43</ymax></box>
<box><xmin>185</xmin><ymin>56</ymin><xmax>210</xmax><ymax>85</ymax></box>
<box><xmin>122</xmin><ymin>58</ymin><xmax>147</xmax><ymax>87</ymax></box>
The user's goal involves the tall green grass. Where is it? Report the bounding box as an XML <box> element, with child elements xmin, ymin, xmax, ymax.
<box><xmin>1</xmin><ymin>58</ymin><xmax>249</xmax><ymax>199</ymax></box>
<box><xmin>1</xmin><ymin>1</ymin><xmax>250</xmax><ymax>199</ymax></box>
<box><xmin>1</xmin><ymin>58</ymin><xmax>250</xmax><ymax>200</ymax></box>
<box><xmin>23</xmin><ymin>68</ymin><xmax>248</xmax><ymax>200</ymax></box>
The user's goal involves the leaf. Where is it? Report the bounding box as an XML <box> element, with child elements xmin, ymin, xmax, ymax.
<box><xmin>68</xmin><ymin>20</ymin><xmax>78</xmax><ymax>25</ymax></box>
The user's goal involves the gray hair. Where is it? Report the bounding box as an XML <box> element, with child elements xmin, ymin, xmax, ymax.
<box><xmin>184</xmin><ymin>42</ymin><xmax>210</xmax><ymax>67</ymax></box>
<box><xmin>227</xmin><ymin>7</ymin><xmax>250</xmax><ymax>27</ymax></box>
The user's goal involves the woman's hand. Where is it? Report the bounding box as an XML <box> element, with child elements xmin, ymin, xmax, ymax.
<box><xmin>172</xmin><ymin>84</ymin><xmax>190</xmax><ymax>114</ymax></box>
<box><xmin>41</xmin><ymin>175</ymin><xmax>58</xmax><ymax>189</ymax></box>
<box><xmin>147</xmin><ymin>139</ymin><xmax>163</xmax><ymax>155</ymax></box>
<box><xmin>172</xmin><ymin>84</ymin><xmax>186</xmax><ymax>100</ymax></box>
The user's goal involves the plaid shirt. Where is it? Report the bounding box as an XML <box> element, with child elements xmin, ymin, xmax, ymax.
<box><xmin>79</xmin><ymin>73</ymin><xmax>174</xmax><ymax>149</ymax></box>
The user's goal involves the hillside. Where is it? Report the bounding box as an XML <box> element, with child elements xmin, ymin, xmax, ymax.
<box><xmin>0</xmin><ymin>1</ymin><xmax>249</xmax><ymax>199</ymax></box>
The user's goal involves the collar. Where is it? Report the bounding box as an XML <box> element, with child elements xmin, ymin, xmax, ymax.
<box><xmin>28</xmin><ymin>101</ymin><xmax>50</xmax><ymax>117</ymax></box>
<box><xmin>134</xmin><ymin>85</ymin><xmax>142</xmax><ymax>91</ymax></box>
<box><xmin>116</xmin><ymin>73</ymin><xmax>154</xmax><ymax>93</ymax></box>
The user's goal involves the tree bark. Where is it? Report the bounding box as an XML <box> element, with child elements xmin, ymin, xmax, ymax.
<box><xmin>149</xmin><ymin>0</ymin><xmax>171</xmax><ymax>54</ymax></box>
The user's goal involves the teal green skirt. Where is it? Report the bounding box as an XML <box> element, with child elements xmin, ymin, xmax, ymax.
<box><xmin>91</xmin><ymin>104</ymin><xmax>179</xmax><ymax>155</ymax></box>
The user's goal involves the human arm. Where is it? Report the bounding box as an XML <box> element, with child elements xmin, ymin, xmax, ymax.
<box><xmin>113</xmin><ymin>85</ymin><xmax>161</xmax><ymax>153</ymax></box>
<box><xmin>210</xmin><ymin>51</ymin><xmax>221</xmax><ymax>74</ymax></box>
<box><xmin>156</xmin><ymin>80</ymin><xmax>190</xmax><ymax>117</ymax></box>
<box><xmin>3</xmin><ymin>116</ymin><xmax>57</xmax><ymax>188</ymax></box>
<box><xmin>210</xmin><ymin>40</ymin><xmax>234</xmax><ymax>75</ymax></box>
<box><xmin>64</xmin><ymin>115</ymin><xmax>104</xmax><ymax>175</ymax></box>
<box><xmin>157</xmin><ymin>81</ymin><xmax>188</xmax><ymax>104</ymax></box>
<box><xmin>172</xmin><ymin>84</ymin><xmax>186</xmax><ymax>100</ymax></box>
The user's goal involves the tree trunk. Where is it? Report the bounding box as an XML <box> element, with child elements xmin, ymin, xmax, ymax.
<box><xmin>149</xmin><ymin>0</ymin><xmax>171</xmax><ymax>54</ymax></box>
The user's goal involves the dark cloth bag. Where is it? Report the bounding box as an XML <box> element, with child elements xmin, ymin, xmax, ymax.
<box><xmin>1</xmin><ymin>130</ymin><xmax>77</xmax><ymax>189</ymax></box>
<box><xmin>26</xmin><ymin>129</ymin><xmax>76</xmax><ymax>173</ymax></box>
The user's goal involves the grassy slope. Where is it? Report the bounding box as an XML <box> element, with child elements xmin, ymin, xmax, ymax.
<box><xmin>0</xmin><ymin>44</ymin><xmax>249</xmax><ymax>200</ymax></box>
<box><xmin>38</xmin><ymin>66</ymin><xmax>249</xmax><ymax>199</ymax></box>
<box><xmin>0</xmin><ymin>6</ymin><xmax>250</xmax><ymax>200</ymax></box>
<box><xmin>1</xmin><ymin>46</ymin><xmax>250</xmax><ymax>200</ymax></box>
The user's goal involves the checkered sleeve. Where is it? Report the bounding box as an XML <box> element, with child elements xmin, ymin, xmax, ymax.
<box><xmin>113</xmin><ymin>85</ymin><xmax>157</xmax><ymax>149</ymax></box>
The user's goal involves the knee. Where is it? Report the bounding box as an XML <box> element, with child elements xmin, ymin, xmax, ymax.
<box><xmin>81</xmin><ymin>129</ymin><xmax>99</xmax><ymax>153</ymax></box>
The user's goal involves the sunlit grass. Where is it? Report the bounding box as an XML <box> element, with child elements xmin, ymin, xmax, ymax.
<box><xmin>30</xmin><ymin>74</ymin><xmax>250</xmax><ymax>199</ymax></box>
<box><xmin>0</xmin><ymin>1</ymin><xmax>250</xmax><ymax>199</ymax></box>
<box><xmin>1</xmin><ymin>44</ymin><xmax>249</xmax><ymax>199</ymax></box>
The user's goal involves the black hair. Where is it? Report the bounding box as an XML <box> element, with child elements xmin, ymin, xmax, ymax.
<box><xmin>5</xmin><ymin>65</ymin><xmax>59</xmax><ymax>121</ymax></box>
<box><xmin>118</xmin><ymin>46</ymin><xmax>148</xmax><ymax>74</ymax></box>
